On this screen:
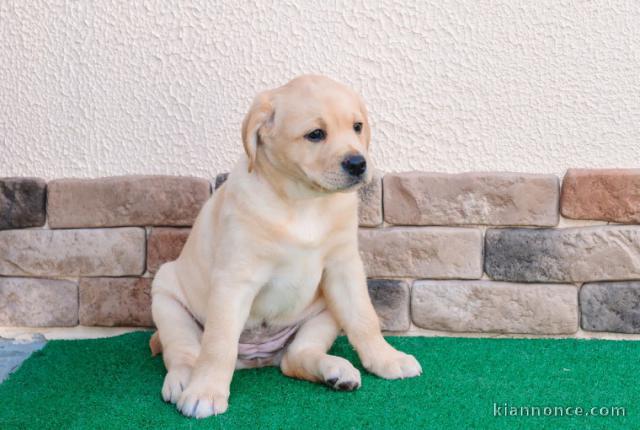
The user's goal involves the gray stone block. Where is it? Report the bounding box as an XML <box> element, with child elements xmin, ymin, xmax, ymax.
<box><xmin>580</xmin><ymin>281</ymin><xmax>640</xmax><ymax>333</ymax></box>
<box><xmin>367</xmin><ymin>279</ymin><xmax>410</xmax><ymax>331</ymax></box>
<box><xmin>215</xmin><ymin>173</ymin><xmax>229</xmax><ymax>190</ymax></box>
<box><xmin>0</xmin><ymin>178</ymin><xmax>46</xmax><ymax>230</ymax></box>
<box><xmin>485</xmin><ymin>226</ymin><xmax>640</xmax><ymax>282</ymax></box>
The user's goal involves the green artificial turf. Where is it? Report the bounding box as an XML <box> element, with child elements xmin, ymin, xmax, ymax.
<box><xmin>0</xmin><ymin>332</ymin><xmax>638</xmax><ymax>429</ymax></box>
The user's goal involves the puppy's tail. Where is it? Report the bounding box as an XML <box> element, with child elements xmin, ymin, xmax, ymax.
<box><xmin>149</xmin><ymin>331</ymin><xmax>163</xmax><ymax>356</ymax></box>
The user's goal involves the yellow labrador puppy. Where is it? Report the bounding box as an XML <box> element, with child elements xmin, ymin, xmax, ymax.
<box><xmin>151</xmin><ymin>75</ymin><xmax>422</xmax><ymax>418</ymax></box>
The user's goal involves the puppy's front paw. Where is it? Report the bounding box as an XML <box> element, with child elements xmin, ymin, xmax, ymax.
<box><xmin>162</xmin><ymin>365</ymin><xmax>192</xmax><ymax>404</ymax></box>
<box><xmin>319</xmin><ymin>355</ymin><xmax>361</xmax><ymax>391</ymax></box>
<box><xmin>176</xmin><ymin>380</ymin><xmax>229</xmax><ymax>418</ymax></box>
<box><xmin>366</xmin><ymin>350</ymin><xmax>422</xmax><ymax>380</ymax></box>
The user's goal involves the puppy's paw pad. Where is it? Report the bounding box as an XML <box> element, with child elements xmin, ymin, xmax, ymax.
<box><xmin>320</xmin><ymin>356</ymin><xmax>361</xmax><ymax>391</ymax></box>
<box><xmin>336</xmin><ymin>380</ymin><xmax>359</xmax><ymax>391</ymax></box>
<box><xmin>161</xmin><ymin>366</ymin><xmax>192</xmax><ymax>404</ymax></box>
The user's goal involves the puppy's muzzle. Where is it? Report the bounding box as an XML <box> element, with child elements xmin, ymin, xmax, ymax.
<box><xmin>341</xmin><ymin>154</ymin><xmax>367</xmax><ymax>178</ymax></box>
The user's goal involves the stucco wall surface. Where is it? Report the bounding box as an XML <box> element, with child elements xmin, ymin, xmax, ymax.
<box><xmin>1</xmin><ymin>1</ymin><xmax>639</xmax><ymax>179</ymax></box>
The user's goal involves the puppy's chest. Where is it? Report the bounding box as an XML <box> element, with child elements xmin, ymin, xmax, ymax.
<box><xmin>246</xmin><ymin>206</ymin><xmax>345</xmax><ymax>325</ymax></box>
<box><xmin>249</xmin><ymin>248</ymin><xmax>324</xmax><ymax>323</ymax></box>
<box><xmin>278</xmin><ymin>209</ymin><xmax>334</xmax><ymax>247</ymax></box>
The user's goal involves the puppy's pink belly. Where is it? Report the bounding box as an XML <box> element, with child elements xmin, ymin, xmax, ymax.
<box><xmin>237</xmin><ymin>306</ymin><xmax>322</xmax><ymax>367</ymax></box>
<box><xmin>236</xmin><ymin>323</ymin><xmax>300</xmax><ymax>367</ymax></box>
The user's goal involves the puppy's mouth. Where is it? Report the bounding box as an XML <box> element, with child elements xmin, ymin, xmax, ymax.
<box><xmin>336</xmin><ymin>176</ymin><xmax>366</xmax><ymax>191</ymax></box>
<box><xmin>308</xmin><ymin>173</ymin><xmax>367</xmax><ymax>193</ymax></box>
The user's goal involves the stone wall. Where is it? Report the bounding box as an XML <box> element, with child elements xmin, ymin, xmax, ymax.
<box><xmin>1</xmin><ymin>169</ymin><xmax>639</xmax><ymax>336</ymax></box>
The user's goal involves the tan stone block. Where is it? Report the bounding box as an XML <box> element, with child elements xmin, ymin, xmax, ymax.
<box><xmin>79</xmin><ymin>277</ymin><xmax>152</xmax><ymax>326</ymax></box>
<box><xmin>147</xmin><ymin>227</ymin><xmax>190</xmax><ymax>273</ymax></box>
<box><xmin>47</xmin><ymin>175</ymin><xmax>211</xmax><ymax>228</ymax></box>
<box><xmin>0</xmin><ymin>228</ymin><xmax>145</xmax><ymax>277</ymax></box>
<box><xmin>384</xmin><ymin>172</ymin><xmax>559</xmax><ymax>226</ymax></box>
<box><xmin>0</xmin><ymin>278</ymin><xmax>78</xmax><ymax>327</ymax></box>
<box><xmin>561</xmin><ymin>169</ymin><xmax>640</xmax><ymax>223</ymax></box>
<box><xmin>411</xmin><ymin>280</ymin><xmax>578</xmax><ymax>334</ymax></box>
<box><xmin>358</xmin><ymin>171</ymin><xmax>383</xmax><ymax>227</ymax></box>
<box><xmin>358</xmin><ymin>227</ymin><xmax>483</xmax><ymax>278</ymax></box>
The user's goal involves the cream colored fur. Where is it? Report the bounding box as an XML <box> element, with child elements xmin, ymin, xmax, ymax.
<box><xmin>151</xmin><ymin>75</ymin><xmax>422</xmax><ymax>418</ymax></box>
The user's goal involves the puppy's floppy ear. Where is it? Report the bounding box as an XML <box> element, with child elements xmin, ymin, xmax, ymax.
<box><xmin>241</xmin><ymin>90</ymin><xmax>274</xmax><ymax>172</ymax></box>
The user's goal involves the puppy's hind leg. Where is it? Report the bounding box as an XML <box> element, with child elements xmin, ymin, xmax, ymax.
<box><xmin>151</xmin><ymin>263</ymin><xmax>202</xmax><ymax>404</ymax></box>
<box><xmin>281</xmin><ymin>309</ymin><xmax>361</xmax><ymax>391</ymax></box>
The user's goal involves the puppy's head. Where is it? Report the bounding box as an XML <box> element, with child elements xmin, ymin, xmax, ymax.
<box><xmin>242</xmin><ymin>75</ymin><xmax>372</xmax><ymax>193</ymax></box>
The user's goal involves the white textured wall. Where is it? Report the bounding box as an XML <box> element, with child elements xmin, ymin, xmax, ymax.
<box><xmin>1</xmin><ymin>1</ymin><xmax>639</xmax><ymax>179</ymax></box>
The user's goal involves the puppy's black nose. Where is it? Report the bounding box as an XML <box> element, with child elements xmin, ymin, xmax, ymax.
<box><xmin>341</xmin><ymin>154</ymin><xmax>367</xmax><ymax>177</ymax></box>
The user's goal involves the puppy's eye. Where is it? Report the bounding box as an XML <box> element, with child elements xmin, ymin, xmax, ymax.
<box><xmin>305</xmin><ymin>129</ymin><xmax>326</xmax><ymax>142</ymax></box>
<box><xmin>353</xmin><ymin>122</ymin><xmax>363</xmax><ymax>134</ymax></box>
